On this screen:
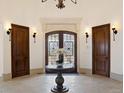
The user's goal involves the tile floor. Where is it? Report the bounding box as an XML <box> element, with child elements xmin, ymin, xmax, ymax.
<box><xmin>0</xmin><ymin>74</ymin><xmax>123</xmax><ymax>93</ymax></box>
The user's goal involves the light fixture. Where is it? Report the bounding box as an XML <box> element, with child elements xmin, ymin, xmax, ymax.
<box><xmin>85</xmin><ymin>32</ymin><xmax>89</xmax><ymax>43</ymax></box>
<box><xmin>7</xmin><ymin>28</ymin><xmax>12</xmax><ymax>41</ymax></box>
<box><xmin>41</xmin><ymin>0</ymin><xmax>77</xmax><ymax>9</ymax></box>
<box><xmin>33</xmin><ymin>33</ymin><xmax>37</xmax><ymax>43</ymax></box>
<box><xmin>112</xmin><ymin>28</ymin><xmax>118</xmax><ymax>41</ymax></box>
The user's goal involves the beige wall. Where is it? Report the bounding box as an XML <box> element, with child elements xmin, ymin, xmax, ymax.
<box><xmin>79</xmin><ymin>0</ymin><xmax>123</xmax><ymax>75</ymax></box>
<box><xmin>0</xmin><ymin>0</ymin><xmax>123</xmax><ymax>76</ymax></box>
<box><xmin>0</xmin><ymin>21</ymin><xmax>3</xmax><ymax>77</ymax></box>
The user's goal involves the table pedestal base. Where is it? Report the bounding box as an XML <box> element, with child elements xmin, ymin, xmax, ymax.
<box><xmin>51</xmin><ymin>86</ymin><xmax>69</xmax><ymax>93</ymax></box>
<box><xmin>50</xmin><ymin>64</ymin><xmax>69</xmax><ymax>93</ymax></box>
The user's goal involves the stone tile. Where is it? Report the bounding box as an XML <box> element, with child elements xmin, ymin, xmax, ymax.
<box><xmin>0</xmin><ymin>74</ymin><xmax>123</xmax><ymax>93</ymax></box>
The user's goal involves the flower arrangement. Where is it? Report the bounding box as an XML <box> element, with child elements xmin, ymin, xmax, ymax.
<box><xmin>56</xmin><ymin>48</ymin><xmax>64</xmax><ymax>64</ymax></box>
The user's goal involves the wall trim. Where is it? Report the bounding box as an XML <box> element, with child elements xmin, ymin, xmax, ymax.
<box><xmin>2</xmin><ymin>68</ymin><xmax>44</xmax><ymax>81</ymax></box>
<box><xmin>79</xmin><ymin>68</ymin><xmax>123</xmax><ymax>81</ymax></box>
<box><xmin>30</xmin><ymin>68</ymin><xmax>44</xmax><ymax>75</ymax></box>
<box><xmin>3</xmin><ymin>73</ymin><xmax>12</xmax><ymax>81</ymax></box>
<box><xmin>2</xmin><ymin>68</ymin><xmax>123</xmax><ymax>82</ymax></box>
<box><xmin>79</xmin><ymin>68</ymin><xmax>92</xmax><ymax>75</ymax></box>
<box><xmin>0</xmin><ymin>76</ymin><xmax>3</xmax><ymax>81</ymax></box>
<box><xmin>110</xmin><ymin>72</ymin><xmax>123</xmax><ymax>81</ymax></box>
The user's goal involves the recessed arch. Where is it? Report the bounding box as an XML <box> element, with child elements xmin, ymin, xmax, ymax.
<box><xmin>45</xmin><ymin>30</ymin><xmax>77</xmax><ymax>35</ymax></box>
<box><xmin>45</xmin><ymin>30</ymin><xmax>77</xmax><ymax>73</ymax></box>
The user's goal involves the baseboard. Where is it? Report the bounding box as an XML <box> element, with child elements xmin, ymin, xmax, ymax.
<box><xmin>79</xmin><ymin>68</ymin><xmax>123</xmax><ymax>81</ymax></box>
<box><xmin>30</xmin><ymin>68</ymin><xmax>44</xmax><ymax>75</ymax></box>
<box><xmin>3</xmin><ymin>73</ymin><xmax>12</xmax><ymax>81</ymax></box>
<box><xmin>79</xmin><ymin>68</ymin><xmax>92</xmax><ymax>75</ymax></box>
<box><xmin>2</xmin><ymin>69</ymin><xmax>123</xmax><ymax>82</ymax></box>
<box><xmin>0</xmin><ymin>76</ymin><xmax>3</xmax><ymax>81</ymax></box>
<box><xmin>110</xmin><ymin>72</ymin><xmax>123</xmax><ymax>81</ymax></box>
<box><xmin>2</xmin><ymin>68</ymin><xmax>44</xmax><ymax>81</ymax></box>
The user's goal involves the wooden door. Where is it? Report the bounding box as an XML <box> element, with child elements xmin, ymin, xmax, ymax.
<box><xmin>92</xmin><ymin>24</ymin><xmax>110</xmax><ymax>77</ymax></box>
<box><xmin>11</xmin><ymin>24</ymin><xmax>29</xmax><ymax>78</ymax></box>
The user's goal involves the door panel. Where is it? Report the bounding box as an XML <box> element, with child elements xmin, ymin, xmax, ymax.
<box><xmin>92</xmin><ymin>24</ymin><xmax>110</xmax><ymax>77</ymax></box>
<box><xmin>11</xmin><ymin>24</ymin><xmax>29</xmax><ymax>78</ymax></box>
<box><xmin>63</xmin><ymin>34</ymin><xmax>75</xmax><ymax>65</ymax></box>
<box><xmin>48</xmin><ymin>34</ymin><xmax>59</xmax><ymax>65</ymax></box>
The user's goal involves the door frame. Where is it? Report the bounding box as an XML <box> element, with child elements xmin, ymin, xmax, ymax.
<box><xmin>92</xmin><ymin>24</ymin><xmax>110</xmax><ymax>77</ymax></box>
<box><xmin>45</xmin><ymin>30</ymin><xmax>77</xmax><ymax>73</ymax></box>
<box><xmin>11</xmin><ymin>24</ymin><xmax>30</xmax><ymax>78</ymax></box>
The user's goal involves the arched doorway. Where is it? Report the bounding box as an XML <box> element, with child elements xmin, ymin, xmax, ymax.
<box><xmin>45</xmin><ymin>31</ymin><xmax>77</xmax><ymax>73</ymax></box>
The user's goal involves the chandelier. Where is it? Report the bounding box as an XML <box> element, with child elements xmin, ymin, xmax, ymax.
<box><xmin>41</xmin><ymin>0</ymin><xmax>77</xmax><ymax>9</ymax></box>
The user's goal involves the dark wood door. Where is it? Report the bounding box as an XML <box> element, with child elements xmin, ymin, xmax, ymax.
<box><xmin>92</xmin><ymin>24</ymin><xmax>110</xmax><ymax>77</ymax></box>
<box><xmin>11</xmin><ymin>24</ymin><xmax>29</xmax><ymax>78</ymax></box>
